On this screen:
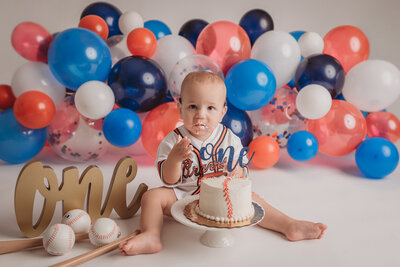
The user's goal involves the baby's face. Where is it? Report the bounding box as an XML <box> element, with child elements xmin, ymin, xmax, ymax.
<box><xmin>178</xmin><ymin>81</ymin><xmax>227</xmax><ymax>141</ymax></box>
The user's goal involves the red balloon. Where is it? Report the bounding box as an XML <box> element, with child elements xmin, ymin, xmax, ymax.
<box><xmin>308</xmin><ymin>100</ymin><xmax>367</xmax><ymax>157</ymax></box>
<box><xmin>248</xmin><ymin>136</ymin><xmax>280</xmax><ymax>169</ymax></box>
<box><xmin>79</xmin><ymin>15</ymin><xmax>109</xmax><ymax>41</ymax></box>
<box><xmin>0</xmin><ymin>84</ymin><xmax>16</xmax><ymax>109</ymax></box>
<box><xmin>196</xmin><ymin>21</ymin><xmax>251</xmax><ymax>75</ymax></box>
<box><xmin>323</xmin><ymin>25</ymin><xmax>369</xmax><ymax>73</ymax></box>
<box><xmin>11</xmin><ymin>22</ymin><xmax>53</xmax><ymax>62</ymax></box>
<box><xmin>14</xmin><ymin>91</ymin><xmax>56</xmax><ymax>129</ymax></box>
<box><xmin>127</xmin><ymin>28</ymin><xmax>157</xmax><ymax>58</ymax></box>
<box><xmin>142</xmin><ymin>102</ymin><xmax>182</xmax><ymax>159</ymax></box>
<box><xmin>366</xmin><ymin>111</ymin><xmax>400</xmax><ymax>143</ymax></box>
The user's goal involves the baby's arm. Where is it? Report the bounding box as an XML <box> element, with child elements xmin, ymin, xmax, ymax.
<box><xmin>162</xmin><ymin>136</ymin><xmax>193</xmax><ymax>184</ymax></box>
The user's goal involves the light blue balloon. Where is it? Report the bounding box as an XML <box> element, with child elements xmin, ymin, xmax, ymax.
<box><xmin>0</xmin><ymin>109</ymin><xmax>47</xmax><ymax>164</ymax></box>
<box><xmin>48</xmin><ymin>28</ymin><xmax>111</xmax><ymax>90</ymax></box>
<box><xmin>287</xmin><ymin>131</ymin><xmax>318</xmax><ymax>161</ymax></box>
<box><xmin>144</xmin><ymin>20</ymin><xmax>172</xmax><ymax>40</ymax></box>
<box><xmin>225</xmin><ymin>59</ymin><xmax>276</xmax><ymax>111</ymax></box>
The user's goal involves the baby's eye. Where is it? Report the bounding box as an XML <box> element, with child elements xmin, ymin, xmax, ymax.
<box><xmin>208</xmin><ymin>106</ymin><xmax>216</xmax><ymax>110</ymax></box>
<box><xmin>189</xmin><ymin>105</ymin><xmax>197</xmax><ymax>109</ymax></box>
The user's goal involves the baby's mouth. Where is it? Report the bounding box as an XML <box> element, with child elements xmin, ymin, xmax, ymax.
<box><xmin>193</xmin><ymin>122</ymin><xmax>208</xmax><ymax>130</ymax></box>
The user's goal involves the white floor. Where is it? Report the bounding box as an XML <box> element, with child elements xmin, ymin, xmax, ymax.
<box><xmin>0</xmin><ymin>146</ymin><xmax>399</xmax><ymax>267</ymax></box>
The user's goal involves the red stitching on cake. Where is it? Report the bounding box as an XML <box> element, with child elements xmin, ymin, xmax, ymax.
<box><xmin>91</xmin><ymin>222</ymin><xmax>117</xmax><ymax>240</ymax></box>
<box><xmin>45</xmin><ymin>224</ymin><xmax>59</xmax><ymax>250</ymax></box>
<box><xmin>223</xmin><ymin>177</ymin><xmax>233</xmax><ymax>219</ymax></box>
<box><xmin>65</xmin><ymin>211</ymin><xmax>86</xmax><ymax>226</ymax></box>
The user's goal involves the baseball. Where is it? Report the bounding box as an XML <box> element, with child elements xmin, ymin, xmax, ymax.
<box><xmin>61</xmin><ymin>209</ymin><xmax>91</xmax><ymax>234</ymax></box>
<box><xmin>42</xmin><ymin>224</ymin><xmax>75</xmax><ymax>255</ymax></box>
<box><xmin>89</xmin><ymin>218</ymin><xmax>120</xmax><ymax>247</ymax></box>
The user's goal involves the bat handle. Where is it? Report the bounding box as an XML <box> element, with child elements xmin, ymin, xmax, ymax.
<box><xmin>50</xmin><ymin>230</ymin><xmax>140</xmax><ymax>267</ymax></box>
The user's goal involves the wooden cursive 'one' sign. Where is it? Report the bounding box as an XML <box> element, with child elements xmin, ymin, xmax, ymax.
<box><xmin>14</xmin><ymin>156</ymin><xmax>148</xmax><ymax>237</ymax></box>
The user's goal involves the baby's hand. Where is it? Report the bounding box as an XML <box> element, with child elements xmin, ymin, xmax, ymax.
<box><xmin>168</xmin><ymin>136</ymin><xmax>193</xmax><ymax>163</ymax></box>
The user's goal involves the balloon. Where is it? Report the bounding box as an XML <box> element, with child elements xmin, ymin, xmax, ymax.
<box><xmin>107</xmin><ymin>35</ymin><xmax>131</xmax><ymax>66</ymax></box>
<box><xmin>196</xmin><ymin>21</ymin><xmax>251</xmax><ymax>75</ymax></box>
<box><xmin>142</xmin><ymin>102</ymin><xmax>183</xmax><ymax>159</ymax></box>
<box><xmin>222</xmin><ymin>102</ymin><xmax>253</xmax><ymax>147</ymax></box>
<box><xmin>127</xmin><ymin>28</ymin><xmax>157</xmax><ymax>58</ymax></box>
<box><xmin>355</xmin><ymin>137</ymin><xmax>399</xmax><ymax>179</ymax></box>
<box><xmin>248</xmin><ymin>136</ymin><xmax>280</xmax><ymax>169</ymax></box>
<box><xmin>323</xmin><ymin>25</ymin><xmax>369</xmax><ymax>73</ymax></box>
<box><xmin>287</xmin><ymin>131</ymin><xmax>318</xmax><ymax>161</ymax></box>
<box><xmin>108</xmin><ymin>56</ymin><xmax>167</xmax><ymax>112</ymax></box>
<box><xmin>75</xmin><ymin>81</ymin><xmax>115</xmax><ymax>119</ymax></box>
<box><xmin>251</xmin><ymin>30</ymin><xmax>301</xmax><ymax>89</ymax></box>
<box><xmin>11</xmin><ymin>22</ymin><xmax>52</xmax><ymax>62</ymax></box>
<box><xmin>298</xmin><ymin>32</ymin><xmax>324</xmax><ymax>58</ymax></box>
<box><xmin>0</xmin><ymin>109</ymin><xmax>47</xmax><ymax>164</ymax></box>
<box><xmin>239</xmin><ymin>9</ymin><xmax>274</xmax><ymax>45</ymax></box>
<box><xmin>48</xmin><ymin>28</ymin><xmax>111</xmax><ymax>90</ymax></box>
<box><xmin>308</xmin><ymin>100</ymin><xmax>367</xmax><ymax>157</ymax></box>
<box><xmin>103</xmin><ymin>108</ymin><xmax>142</xmax><ymax>147</ymax></box>
<box><xmin>248</xmin><ymin>88</ymin><xmax>307</xmax><ymax>147</ymax></box>
<box><xmin>296</xmin><ymin>84</ymin><xmax>332</xmax><ymax>119</ymax></box>
<box><xmin>290</xmin><ymin>31</ymin><xmax>305</xmax><ymax>41</ymax></box>
<box><xmin>0</xmin><ymin>85</ymin><xmax>16</xmax><ymax>110</ymax></box>
<box><xmin>79</xmin><ymin>15</ymin><xmax>109</xmax><ymax>40</ymax></box>
<box><xmin>118</xmin><ymin>11</ymin><xmax>144</xmax><ymax>35</ymax></box>
<box><xmin>13</xmin><ymin>91</ymin><xmax>56</xmax><ymax>129</ymax></box>
<box><xmin>294</xmin><ymin>54</ymin><xmax>345</xmax><ymax>98</ymax></box>
<box><xmin>151</xmin><ymin>35</ymin><xmax>195</xmax><ymax>79</ymax></box>
<box><xmin>124</xmin><ymin>112</ymin><xmax>148</xmax><ymax>156</ymax></box>
<box><xmin>341</xmin><ymin>60</ymin><xmax>400</xmax><ymax>112</ymax></box>
<box><xmin>366</xmin><ymin>112</ymin><xmax>400</xmax><ymax>143</ymax></box>
<box><xmin>225</xmin><ymin>59</ymin><xmax>276</xmax><ymax>111</ymax></box>
<box><xmin>178</xmin><ymin>19</ymin><xmax>209</xmax><ymax>48</ymax></box>
<box><xmin>11</xmin><ymin>62</ymin><xmax>65</xmax><ymax>106</ymax></box>
<box><xmin>168</xmin><ymin>54</ymin><xmax>223</xmax><ymax>101</ymax></box>
<box><xmin>144</xmin><ymin>20</ymin><xmax>172</xmax><ymax>40</ymax></box>
<box><xmin>81</xmin><ymin>2</ymin><xmax>122</xmax><ymax>37</ymax></box>
<box><xmin>48</xmin><ymin>97</ymin><xmax>108</xmax><ymax>162</ymax></box>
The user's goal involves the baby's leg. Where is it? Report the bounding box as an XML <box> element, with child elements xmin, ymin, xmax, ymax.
<box><xmin>253</xmin><ymin>193</ymin><xmax>327</xmax><ymax>241</ymax></box>
<box><xmin>119</xmin><ymin>187</ymin><xmax>177</xmax><ymax>255</ymax></box>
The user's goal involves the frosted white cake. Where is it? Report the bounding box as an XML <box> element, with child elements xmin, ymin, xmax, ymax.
<box><xmin>195</xmin><ymin>176</ymin><xmax>254</xmax><ymax>223</ymax></box>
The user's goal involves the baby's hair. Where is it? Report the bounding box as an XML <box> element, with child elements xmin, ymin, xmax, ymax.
<box><xmin>179</xmin><ymin>71</ymin><xmax>227</xmax><ymax>105</ymax></box>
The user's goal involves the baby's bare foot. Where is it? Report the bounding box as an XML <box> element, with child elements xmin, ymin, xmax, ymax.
<box><xmin>285</xmin><ymin>220</ymin><xmax>327</xmax><ymax>241</ymax></box>
<box><xmin>119</xmin><ymin>232</ymin><xmax>162</xmax><ymax>256</ymax></box>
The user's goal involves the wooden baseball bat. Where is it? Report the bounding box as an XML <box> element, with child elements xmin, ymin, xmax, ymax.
<box><xmin>50</xmin><ymin>230</ymin><xmax>140</xmax><ymax>267</ymax></box>
<box><xmin>0</xmin><ymin>233</ymin><xmax>89</xmax><ymax>255</ymax></box>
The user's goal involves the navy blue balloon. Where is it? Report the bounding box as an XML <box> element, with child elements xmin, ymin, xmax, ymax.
<box><xmin>48</xmin><ymin>28</ymin><xmax>111</xmax><ymax>90</ymax></box>
<box><xmin>239</xmin><ymin>9</ymin><xmax>274</xmax><ymax>45</ymax></box>
<box><xmin>80</xmin><ymin>2</ymin><xmax>122</xmax><ymax>37</ymax></box>
<box><xmin>108</xmin><ymin>56</ymin><xmax>167</xmax><ymax>112</ymax></box>
<box><xmin>144</xmin><ymin>20</ymin><xmax>172</xmax><ymax>40</ymax></box>
<box><xmin>103</xmin><ymin>108</ymin><xmax>142</xmax><ymax>147</ymax></box>
<box><xmin>222</xmin><ymin>102</ymin><xmax>253</xmax><ymax>147</ymax></box>
<box><xmin>355</xmin><ymin>137</ymin><xmax>399</xmax><ymax>179</ymax></box>
<box><xmin>225</xmin><ymin>59</ymin><xmax>276</xmax><ymax>111</ymax></box>
<box><xmin>290</xmin><ymin>31</ymin><xmax>305</xmax><ymax>41</ymax></box>
<box><xmin>178</xmin><ymin>19</ymin><xmax>209</xmax><ymax>48</ymax></box>
<box><xmin>294</xmin><ymin>54</ymin><xmax>345</xmax><ymax>98</ymax></box>
<box><xmin>287</xmin><ymin>131</ymin><xmax>319</xmax><ymax>161</ymax></box>
<box><xmin>0</xmin><ymin>109</ymin><xmax>47</xmax><ymax>164</ymax></box>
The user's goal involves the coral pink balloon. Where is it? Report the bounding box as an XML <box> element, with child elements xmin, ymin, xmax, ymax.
<box><xmin>308</xmin><ymin>100</ymin><xmax>367</xmax><ymax>156</ymax></box>
<box><xmin>196</xmin><ymin>21</ymin><xmax>251</xmax><ymax>75</ymax></box>
<box><xmin>366</xmin><ymin>111</ymin><xmax>400</xmax><ymax>143</ymax></box>
<box><xmin>11</xmin><ymin>22</ymin><xmax>53</xmax><ymax>62</ymax></box>
<box><xmin>323</xmin><ymin>25</ymin><xmax>369</xmax><ymax>73</ymax></box>
<box><xmin>141</xmin><ymin>102</ymin><xmax>183</xmax><ymax>159</ymax></box>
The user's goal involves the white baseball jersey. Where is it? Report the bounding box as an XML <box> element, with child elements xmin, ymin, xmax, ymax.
<box><xmin>156</xmin><ymin>124</ymin><xmax>248</xmax><ymax>199</ymax></box>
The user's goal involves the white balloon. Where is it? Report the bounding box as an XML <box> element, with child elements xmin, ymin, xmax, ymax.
<box><xmin>151</xmin><ymin>35</ymin><xmax>195</xmax><ymax>79</ymax></box>
<box><xmin>75</xmin><ymin>81</ymin><xmax>115</xmax><ymax>119</ymax></box>
<box><xmin>298</xmin><ymin>32</ymin><xmax>324</xmax><ymax>58</ymax></box>
<box><xmin>118</xmin><ymin>11</ymin><xmax>144</xmax><ymax>35</ymax></box>
<box><xmin>107</xmin><ymin>35</ymin><xmax>131</xmax><ymax>66</ymax></box>
<box><xmin>296</xmin><ymin>84</ymin><xmax>332</xmax><ymax>120</ymax></box>
<box><xmin>342</xmin><ymin>60</ymin><xmax>400</xmax><ymax>112</ymax></box>
<box><xmin>251</xmin><ymin>31</ymin><xmax>301</xmax><ymax>89</ymax></box>
<box><xmin>11</xmin><ymin>62</ymin><xmax>65</xmax><ymax>106</ymax></box>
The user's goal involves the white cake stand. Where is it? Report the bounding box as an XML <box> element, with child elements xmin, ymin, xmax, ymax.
<box><xmin>171</xmin><ymin>195</ymin><xmax>265</xmax><ymax>248</ymax></box>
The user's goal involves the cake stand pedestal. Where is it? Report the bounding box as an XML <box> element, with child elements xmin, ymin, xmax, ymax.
<box><xmin>171</xmin><ymin>195</ymin><xmax>265</xmax><ymax>248</ymax></box>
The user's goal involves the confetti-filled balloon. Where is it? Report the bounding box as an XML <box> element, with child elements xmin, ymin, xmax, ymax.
<box><xmin>287</xmin><ymin>131</ymin><xmax>318</xmax><ymax>161</ymax></box>
<box><xmin>79</xmin><ymin>15</ymin><xmax>109</xmax><ymax>40</ymax></box>
<box><xmin>239</xmin><ymin>9</ymin><xmax>274</xmax><ymax>45</ymax></box>
<box><xmin>144</xmin><ymin>20</ymin><xmax>172</xmax><ymax>40</ymax></box>
<box><xmin>222</xmin><ymin>102</ymin><xmax>253</xmax><ymax>147</ymax></box>
<box><xmin>0</xmin><ymin>85</ymin><xmax>16</xmax><ymax>110</ymax></box>
<box><xmin>178</xmin><ymin>19</ymin><xmax>209</xmax><ymax>48</ymax></box>
<box><xmin>355</xmin><ymin>137</ymin><xmax>399</xmax><ymax>179</ymax></box>
<box><xmin>366</xmin><ymin>111</ymin><xmax>400</xmax><ymax>143</ymax></box>
<box><xmin>107</xmin><ymin>35</ymin><xmax>131</xmax><ymax>66</ymax></box>
<box><xmin>80</xmin><ymin>2</ymin><xmax>122</xmax><ymax>37</ymax></box>
<box><xmin>308</xmin><ymin>100</ymin><xmax>367</xmax><ymax>157</ymax></box>
<box><xmin>248</xmin><ymin>136</ymin><xmax>280</xmax><ymax>169</ymax></box>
